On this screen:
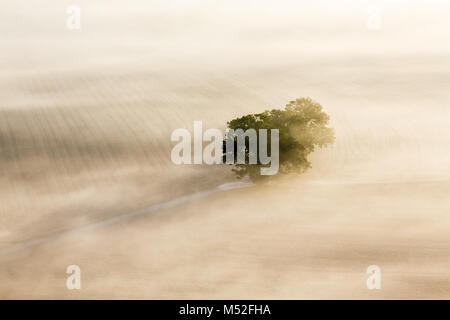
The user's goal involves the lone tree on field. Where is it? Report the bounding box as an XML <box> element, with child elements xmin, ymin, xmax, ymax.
<box><xmin>224</xmin><ymin>97</ymin><xmax>335</xmax><ymax>182</ymax></box>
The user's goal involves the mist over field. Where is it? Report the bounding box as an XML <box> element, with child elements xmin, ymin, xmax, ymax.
<box><xmin>0</xmin><ymin>0</ymin><xmax>449</xmax><ymax>298</ymax></box>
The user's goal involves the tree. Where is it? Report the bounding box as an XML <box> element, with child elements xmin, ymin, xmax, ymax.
<box><xmin>224</xmin><ymin>97</ymin><xmax>335</xmax><ymax>182</ymax></box>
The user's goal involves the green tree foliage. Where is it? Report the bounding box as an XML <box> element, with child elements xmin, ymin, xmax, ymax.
<box><xmin>225</xmin><ymin>97</ymin><xmax>335</xmax><ymax>182</ymax></box>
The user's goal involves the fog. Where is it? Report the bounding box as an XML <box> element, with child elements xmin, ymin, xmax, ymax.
<box><xmin>0</xmin><ymin>0</ymin><xmax>449</xmax><ymax>298</ymax></box>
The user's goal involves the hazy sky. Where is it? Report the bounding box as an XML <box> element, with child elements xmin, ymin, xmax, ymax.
<box><xmin>2</xmin><ymin>0</ymin><xmax>450</xmax><ymax>72</ymax></box>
